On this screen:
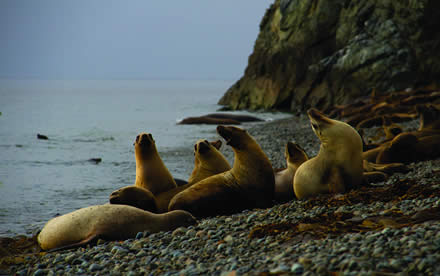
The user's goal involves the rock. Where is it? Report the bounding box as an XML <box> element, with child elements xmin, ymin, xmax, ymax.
<box><xmin>37</xmin><ymin>134</ymin><xmax>49</xmax><ymax>140</ymax></box>
<box><xmin>135</xmin><ymin>232</ymin><xmax>144</xmax><ymax>240</ymax></box>
<box><xmin>291</xmin><ymin>263</ymin><xmax>304</xmax><ymax>274</ymax></box>
<box><xmin>177</xmin><ymin>113</ymin><xmax>263</xmax><ymax>125</ymax></box>
<box><xmin>224</xmin><ymin>235</ymin><xmax>234</xmax><ymax>243</ymax></box>
<box><xmin>218</xmin><ymin>0</ymin><xmax>440</xmax><ymax>111</ymax></box>
<box><xmin>33</xmin><ymin>269</ymin><xmax>47</xmax><ymax>276</ymax></box>
<box><xmin>88</xmin><ymin>264</ymin><xmax>103</xmax><ymax>272</ymax></box>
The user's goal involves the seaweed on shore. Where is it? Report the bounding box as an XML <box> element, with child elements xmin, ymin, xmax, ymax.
<box><xmin>0</xmin><ymin>234</ymin><xmax>43</xmax><ymax>270</ymax></box>
<box><xmin>249</xmin><ymin>178</ymin><xmax>440</xmax><ymax>240</ymax></box>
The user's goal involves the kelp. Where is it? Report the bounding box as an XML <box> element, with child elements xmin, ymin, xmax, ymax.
<box><xmin>250</xmin><ymin>178</ymin><xmax>440</xmax><ymax>240</ymax></box>
<box><xmin>0</xmin><ymin>234</ymin><xmax>43</xmax><ymax>270</ymax></box>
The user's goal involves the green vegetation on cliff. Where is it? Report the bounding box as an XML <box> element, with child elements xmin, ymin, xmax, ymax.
<box><xmin>219</xmin><ymin>0</ymin><xmax>440</xmax><ymax>111</ymax></box>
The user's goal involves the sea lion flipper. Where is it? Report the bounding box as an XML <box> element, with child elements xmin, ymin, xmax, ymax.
<box><xmin>47</xmin><ymin>234</ymin><xmax>99</xmax><ymax>253</ymax></box>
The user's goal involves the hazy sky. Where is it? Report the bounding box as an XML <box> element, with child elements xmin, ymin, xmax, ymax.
<box><xmin>0</xmin><ymin>1</ymin><xmax>272</xmax><ymax>80</ymax></box>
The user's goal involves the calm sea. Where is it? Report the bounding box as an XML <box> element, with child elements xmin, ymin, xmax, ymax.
<box><xmin>0</xmin><ymin>79</ymin><xmax>288</xmax><ymax>236</ymax></box>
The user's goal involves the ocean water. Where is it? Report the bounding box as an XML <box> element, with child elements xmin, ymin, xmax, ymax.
<box><xmin>0</xmin><ymin>79</ymin><xmax>288</xmax><ymax>236</ymax></box>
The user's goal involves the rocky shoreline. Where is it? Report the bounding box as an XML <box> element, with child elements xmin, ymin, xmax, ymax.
<box><xmin>3</xmin><ymin>115</ymin><xmax>440</xmax><ymax>275</ymax></box>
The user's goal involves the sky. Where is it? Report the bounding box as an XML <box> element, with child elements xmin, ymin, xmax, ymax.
<box><xmin>0</xmin><ymin>1</ymin><xmax>273</xmax><ymax>80</ymax></box>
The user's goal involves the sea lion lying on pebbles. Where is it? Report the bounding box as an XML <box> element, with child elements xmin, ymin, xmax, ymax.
<box><xmin>37</xmin><ymin>205</ymin><xmax>197</xmax><ymax>251</ymax></box>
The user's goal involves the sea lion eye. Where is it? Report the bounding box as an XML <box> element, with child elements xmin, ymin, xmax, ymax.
<box><xmin>136</xmin><ymin>135</ymin><xmax>140</xmax><ymax>142</ymax></box>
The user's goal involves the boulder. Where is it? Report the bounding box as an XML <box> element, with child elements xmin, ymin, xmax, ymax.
<box><xmin>219</xmin><ymin>0</ymin><xmax>440</xmax><ymax>111</ymax></box>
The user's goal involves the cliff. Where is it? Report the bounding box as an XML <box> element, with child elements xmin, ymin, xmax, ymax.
<box><xmin>219</xmin><ymin>0</ymin><xmax>440</xmax><ymax>112</ymax></box>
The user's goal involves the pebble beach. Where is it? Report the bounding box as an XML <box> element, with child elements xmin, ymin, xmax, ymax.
<box><xmin>3</xmin><ymin>114</ymin><xmax>440</xmax><ymax>275</ymax></box>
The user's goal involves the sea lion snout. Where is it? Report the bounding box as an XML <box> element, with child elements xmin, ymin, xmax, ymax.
<box><xmin>287</xmin><ymin>142</ymin><xmax>303</xmax><ymax>158</ymax></box>
<box><xmin>136</xmin><ymin>133</ymin><xmax>154</xmax><ymax>147</ymax></box>
<box><xmin>217</xmin><ymin>125</ymin><xmax>242</xmax><ymax>146</ymax></box>
<box><xmin>109</xmin><ymin>190</ymin><xmax>121</xmax><ymax>203</ymax></box>
<box><xmin>307</xmin><ymin>108</ymin><xmax>333</xmax><ymax>126</ymax></box>
<box><xmin>197</xmin><ymin>140</ymin><xmax>211</xmax><ymax>154</ymax></box>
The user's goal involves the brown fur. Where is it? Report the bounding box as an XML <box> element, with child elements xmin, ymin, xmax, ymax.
<box><xmin>109</xmin><ymin>139</ymin><xmax>230</xmax><ymax>213</ymax></box>
<box><xmin>169</xmin><ymin>126</ymin><xmax>275</xmax><ymax>218</ymax></box>
<box><xmin>294</xmin><ymin>109</ymin><xmax>363</xmax><ymax>199</ymax></box>
<box><xmin>274</xmin><ymin>142</ymin><xmax>308</xmax><ymax>202</ymax></box>
<box><xmin>134</xmin><ymin>133</ymin><xmax>176</xmax><ymax>195</ymax></box>
<box><xmin>37</xmin><ymin>205</ymin><xmax>196</xmax><ymax>251</ymax></box>
<box><xmin>155</xmin><ymin>139</ymin><xmax>231</xmax><ymax>213</ymax></box>
<box><xmin>109</xmin><ymin>186</ymin><xmax>158</xmax><ymax>212</ymax></box>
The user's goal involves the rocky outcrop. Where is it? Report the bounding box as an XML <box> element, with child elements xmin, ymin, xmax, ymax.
<box><xmin>219</xmin><ymin>0</ymin><xmax>440</xmax><ymax>112</ymax></box>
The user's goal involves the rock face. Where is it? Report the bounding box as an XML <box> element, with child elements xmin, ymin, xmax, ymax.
<box><xmin>219</xmin><ymin>0</ymin><xmax>440</xmax><ymax>112</ymax></box>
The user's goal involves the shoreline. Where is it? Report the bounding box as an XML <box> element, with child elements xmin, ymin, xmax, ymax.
<box><xmin>3</xmin><ymin>114</ymin><xmax>440</xmax><ymax>275</ymax></box>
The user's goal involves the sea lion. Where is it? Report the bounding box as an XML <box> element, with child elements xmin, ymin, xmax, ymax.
<box><xmin>169</xmin><ymin>126</ymin><xmax>275</xmax><ymax>218</ymax></box>
<box><xmin>274</xmin><ymin>142</ymin><xmax>309</xmax><ymax>202</ymax></box>
<box><xmin>187</xmin><ymin>139</ymin><xmax>231</xmax><ymax>185</ymax></box>
<box><xmin>134</xmin><ymin>133</ymin><xmax>177</xmax><ymax>195</ymax></box>
<box><xmin>293</xmin><ymin>109</ymin><xmax>363</xmax><ymax>199</ymax></box>
<box><xmin>155</xmin><ymin>139</ymin><xmax>232</xmax><ymax>213</ymax></box>
<box><xmin>37</xmin><ymin>204</ymin><xmax>197</xmax><ymax>251</ymax></box>
<box><xmin>375</xmin><ymin>133</ymin><xmax>440</xmax><ymax>164</ymax></box>
<box><xmin>109</xmin><ymin>139</ymin><xmax>231</xmax><ymax>213</ymax></box>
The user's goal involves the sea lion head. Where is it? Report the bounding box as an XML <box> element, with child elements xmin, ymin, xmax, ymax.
<box><xmin>194</xmin><ymin>139</ymin><xmax>222</xmax><ymax>155</ymax></box>
<box><xmin>193</xmin><ymin>139</ymin><xmax>222</xmax><ymax>165</ymax></box>
<box><xmin>216</xmin><ymin>126</ymin><xmax>249</xmax><ymax>150</ymax></box>
<box><xmin>134</xmin><ymin>133</ymin><xmax>156</xmax><ymax>156</ymax></box>
<box><xmin>164</xmin><ymin>210</ymin><xmax>198</xmax><ymax>229</ymax></box>
<box><xmin>308</xmin><ymin>108</ymin><xmax>352</xmax><ymax>145</ymax></box>
<box><xmin>109</xmin><ymin>186</ymin><xmax>158</xmax><ymax>213</ymax></box>
<box><xmin>285</xmin><ymin>142</ymin><xmax>308</xmax><ymax>165</ymax></box>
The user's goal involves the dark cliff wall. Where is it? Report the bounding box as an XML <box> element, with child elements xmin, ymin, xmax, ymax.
<box><xmin>219</xmin><ymin>0</ymin><xmax>440</xmax><ymax>112</ymax></box>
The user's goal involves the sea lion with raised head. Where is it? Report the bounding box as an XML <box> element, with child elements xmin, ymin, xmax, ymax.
<box><xmin>169</xmin><ymin>126</ymin><xmax>275</xmax><ymax>218</ymax></box>
<box><xmin>155</xmin><ymin>139</ymin><xmax>231</xmax><ymax>212</ymax></box>
<box><xmin>134</xmin><ymin>133</ymin><xmax>177</xmax><ymax>195</ymax></box>
<box><xmin>109</xmin><ymin>139</ymin><xmax>231</xmax><ymax>213</ymax></box>
<box><xmin>274</xmin><ymin>142</ymin><xmax>309</xmax><ymax>202</ymax></box>
<box><xmin>187</xmin><ymin>139</ymin><xmax>231</xmax><ymax>185</ymax></box>
<box><xmin>294</xmin><ymin>109</ymin><xmax>363</xmax><ymax>199</ymax></box>
<box><xmin>37</xmin><ymin>204</ymin><xmax>197</xmax><ymax>251</ymax></box>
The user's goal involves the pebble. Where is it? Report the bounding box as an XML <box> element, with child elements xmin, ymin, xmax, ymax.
<box><xmin>88</xmin><ymin>264</ymin><xmax>102</xmax><ymax>272</ymax></box>
<box><xmin>6</xmin><ymin>117</ymin><xmax>440</xmax><ymax>275</ymax></box>
<box><xmin>291</xmin><ymin>263</ymin><xmax>304</xmax><ymax>274</ymax></box>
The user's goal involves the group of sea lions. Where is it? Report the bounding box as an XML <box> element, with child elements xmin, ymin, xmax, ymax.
<box><xmin>37</xmin><ymin>87</ymin><xmax>440</xmax><ymax>251</ymax></box>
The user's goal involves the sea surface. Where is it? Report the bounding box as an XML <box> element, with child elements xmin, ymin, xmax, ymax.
<box><xmin>0</xmin><ymin>79</ymin><xmax>289</xmax><ymax>236</ymax></box>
